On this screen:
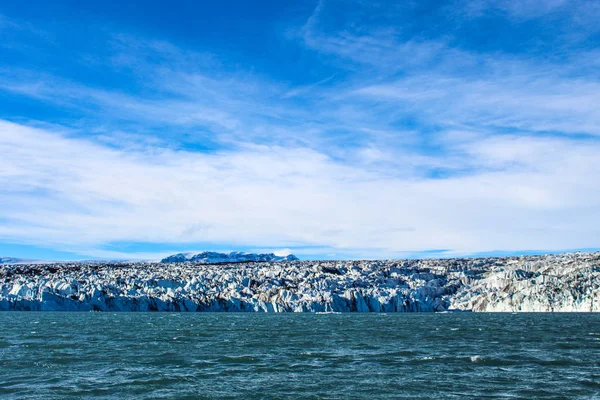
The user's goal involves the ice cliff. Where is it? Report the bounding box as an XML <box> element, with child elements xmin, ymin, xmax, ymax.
<box><xmin>0</xmin><ymin>252</ymin><xmax>598</xmax><ymax>312</ymax></box>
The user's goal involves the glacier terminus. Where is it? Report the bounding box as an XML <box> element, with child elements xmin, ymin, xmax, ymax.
<box><xmin>1</xmin><ymin>252</ymin><xmax>598</xmax><ymax>312</ymax></box>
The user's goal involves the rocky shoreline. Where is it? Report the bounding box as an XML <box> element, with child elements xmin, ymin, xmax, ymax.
<box><xmin>1</xmin><ymin>252</ymin><xmax>599</xmax><ymax>312</ymax></box>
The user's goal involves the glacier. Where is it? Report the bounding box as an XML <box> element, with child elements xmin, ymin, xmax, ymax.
<box><xmin>0</xmin><ymin>252</ymin><xmax>598</xmax><ymax>312</ymax></box>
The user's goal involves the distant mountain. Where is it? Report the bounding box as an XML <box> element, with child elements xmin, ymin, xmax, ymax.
<box><xmin>0</xmin><ymin>257</ymin><xmax>41</xmax><ymax>265</ymax></box>
<box><xmin>161</xmin><ymin>251</ymin><xmax>299</xmax><ymax>264</ymax></box>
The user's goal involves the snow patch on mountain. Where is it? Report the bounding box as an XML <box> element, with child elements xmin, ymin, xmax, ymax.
<box><xmin>160</xmin><ymin>251</ymin><xmax>299</xmax><ymax>264</ymax></box>
<box><xmin>0</xmin><ymin>257</ymin><xmax>43</xmax><ymax>265</ymax></box>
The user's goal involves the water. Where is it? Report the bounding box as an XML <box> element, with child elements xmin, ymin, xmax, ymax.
<box><xmin>1</xmin><ymin>313</ymin><xmax>599</xmax><ymax>399</ymax></box>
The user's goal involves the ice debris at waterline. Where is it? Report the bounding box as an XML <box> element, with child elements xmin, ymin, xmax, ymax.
<box><xmin>1</xmin><ymin>252</ymin><xmax>599</xmax><ymax>312</ymax></box>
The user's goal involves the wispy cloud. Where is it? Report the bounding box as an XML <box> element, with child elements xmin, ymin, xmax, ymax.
<box><xmin>355</xmin><ymin>70</ymin><xmax>600</xmax><ymax>136</ymax></box>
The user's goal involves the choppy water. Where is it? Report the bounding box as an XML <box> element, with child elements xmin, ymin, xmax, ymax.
<box><xmin>1</xmin><ymin>313</ymin><xmax>599</xmax><ymax>399</ymax></box>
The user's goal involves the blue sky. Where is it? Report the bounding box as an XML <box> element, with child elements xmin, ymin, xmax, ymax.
<box><xmin>1</xmin><ymin>0</ymin><xmax>600</xmax><ymax>260</ymax></box>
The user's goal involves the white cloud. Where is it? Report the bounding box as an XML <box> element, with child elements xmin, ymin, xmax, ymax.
<box><xmin>1</xmin><ymin>120</ymin><xmax>599</xmax><ymax>258</ymax></box>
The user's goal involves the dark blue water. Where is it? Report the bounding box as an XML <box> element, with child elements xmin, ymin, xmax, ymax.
<box><xmin>1</xmin><ymin>313</ymin><xmax>599</xmax><ymax>399</ymax></box>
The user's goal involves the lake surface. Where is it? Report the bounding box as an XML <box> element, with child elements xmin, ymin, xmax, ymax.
<box><xmin>1</xmin><ymin>313</ymin><xmax>599</xmax><ymax>399</ymax></box>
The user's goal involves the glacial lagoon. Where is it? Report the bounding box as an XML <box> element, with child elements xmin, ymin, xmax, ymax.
<box><xmin>1</xmin><ymin>312</ymin><xmax>599</xmax><ymax>399</ymax></box>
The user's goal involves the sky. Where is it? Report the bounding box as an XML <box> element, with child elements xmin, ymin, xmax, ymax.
<box><xmin>1</xmin><ymin>0</ymin><xmax>600</xmax><ymax>261</ymax></box>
